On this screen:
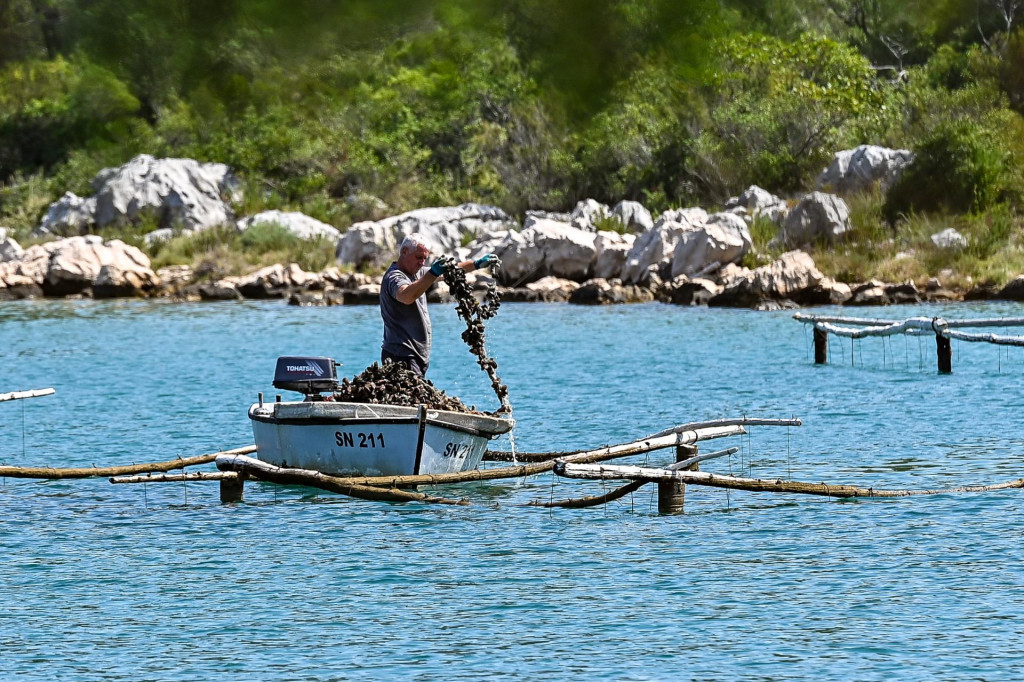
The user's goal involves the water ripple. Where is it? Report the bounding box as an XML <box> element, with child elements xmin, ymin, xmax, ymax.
<box><xmin>2</xmin><ymin>300</ymin><xmax>1024</xmax><ymax>679</ymax></box>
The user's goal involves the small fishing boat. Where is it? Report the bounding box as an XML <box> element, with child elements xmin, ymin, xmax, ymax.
<box><xmin>248</xmin><ymin>357</ymin><xmax>514</xmax><ymax>476</ymax></box>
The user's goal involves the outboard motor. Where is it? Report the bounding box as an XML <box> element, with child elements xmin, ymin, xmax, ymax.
<box><xmin>272</xmin><ymin>356</ymin><xmax>339</xmax><ymax>400</ymax></box>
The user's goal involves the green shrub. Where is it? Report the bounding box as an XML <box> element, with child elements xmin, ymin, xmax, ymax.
<box><xmin>963</xmin><ymin>203</ymin><xmax>1016</xmax><ymax>259</ymax></box>
<box><xmin>884</xmin><ymin>120</ymin><xmax>1010</xmax><ymax>221</ymax></box>
<box><xmin>0</xmin><ymin>57</ymin><xmax>140</xmax><ymax>181</ymax></box>
<box><xmin>239</xmin><ymin>222</ymin><xmax>299</xmax><ymax>253</ymax></box>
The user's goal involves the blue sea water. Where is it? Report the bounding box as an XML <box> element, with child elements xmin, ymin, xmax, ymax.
<box><xmin>2</xmin><ymin>298</ymin><xmax>1023</xmax><ymax>680</ymax></box>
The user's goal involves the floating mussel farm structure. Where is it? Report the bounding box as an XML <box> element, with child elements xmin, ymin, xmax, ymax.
<box><xmin>4</xmin><ymin>404</ymin><xmax>1023</xmax><ymax>511</ymax></box>
<box><xmin>794</xmin><ymin>313</ymin><xmax>1024</xmax><ymax>373</ymax></box>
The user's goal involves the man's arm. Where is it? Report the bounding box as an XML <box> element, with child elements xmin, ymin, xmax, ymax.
<box><xmin>394</xmin><ymin>256</ymin><xmax>495</xmax><ymax>305</ymax></box>
<box><xmin>394</xmin><ymin>271</ymin><xmax>440</xmax><ymax>305</ymax></box>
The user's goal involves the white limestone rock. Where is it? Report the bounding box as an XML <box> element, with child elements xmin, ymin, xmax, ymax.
<box><xmin>569</xmin><ymin>199</ymin><xmax>611</xmax><ymax>231</ymax></box>
<box><xmin>620</xmin><ymin>208</ymin><xmax>709</xmax><ymax>284</ymax></box>
<box><xmin>336</xmin><ymin>203</ymin><xmax>515</xmax><ymax>269</ymax></box>
<box><xmin>6</xmin><ymin>242</ymin><xmax>58</xmax><ymax>285</ymax></box>
<box><xmin>36</xmin><ymin>155</ymin><xmax>240</xmax><ymax>236</ymax></box>
<box><xmin>524</xmin><ymin>220</ymin><xmax>597</xmax><ymax>281</ymax></box>
<box><xmin>931</xmin><ymin>228</ymin><xmax>968</xmax><ymax>249</ymax></box>
<box><xmin>93</xmin><ymin>261</ymin><xmax>161</xmax><ymax>298</ymax></box>
<box><xmin>44</xmin><ymin>236</ymin><xmax>157</xmax><ymax>296</ymax></box>
<box><xmin>92</xmin><ymin>154</ymin><xmax>240</xmax><ymax>229</ymax></box>
<box><xmin>569</xmin><ymin>278</ymin><xmax>656</xmax><ymax>304</ymax></box>
<box><xmin>782</xmin><ymin>192</ymin><xmax>851</xmax><ymax>246</ymax></box>
<box><xmin>670</xmin><ymin>212</ymin><xmax>752</xmax><ymax>278</ymax></box>
<box><xmin>525</xmin><ymin>276</ymin><xmax>580</xmax><ymax>297</ymax></box>
<box><xmin>492</xmin><ymin>220</ymin><xmax>597</xmax><ymax>284</ymax></box>
<box><xmin>0</xmin><ymin>237</ymin><xmax>24</xmax><ymax>263</ymax></box>
<box><xmin>665</xmin><ymin>275</ymin><xmax>724</xmax><ymax>306</ymax></box>
<box><xmin>489</xmin><ymin>230</ymin><xmax>537</xmax><ymax>284</ymax></box>
<box><xmin>335</xmin><ymin>222</ymin><xmax>399</xmax><ymax>269</ymax></box>
<box><xmin>592</xmin><ymin>231</ymin><xmax>636</xmax><ymax>280</ymax></box>
<box><xmin>233</xmin><ymin>263</ymin><xmax>323</xmax><ymax>298</ymax></box>
<box><xmin>611</xmin><ymin>200</ymin><xmax>654</xmax><ymax>232</ymax></box>
<box><xmin>848</xmin><ymin>280</ymin><xmax>889</xmax><ymax>306</ymax></box>
<box><xmin>37</xmin><ymin>192</ymin><xmax>97</xmax><ymax>236</ymax></box>
<box><xmin>712</xmin><ymin>250</ymin><xmax>831</xmax><ymax>306</ymax></box>
<box><xmin>143</xmin><ymin>228</ymin><xmax>176</xmax><ymax>246</ymax></box>
<box><xmin>155</xmin><ymin>265</ymin><xmax>194</xmax><ymax>290</ymax></box>
<box><xmin>725</xmin><ymin>185</ymin><xmax>789</xmax><ymax>225</ymax></box>
<box><xmin>524</xmin><ymin>209</ymin><xmax>572</xmax><ymax>224</ymax></box>
<box><xmin>817</xmin><ymin>145</ymin><xmax>914</xmax><ymax>194</ymax></box>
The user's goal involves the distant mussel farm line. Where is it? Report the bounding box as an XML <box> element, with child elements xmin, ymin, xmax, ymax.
<box><xmin>794</xmin><ymin>313</ymin><xmax>1024</xmax><ymax>373</ymax></box>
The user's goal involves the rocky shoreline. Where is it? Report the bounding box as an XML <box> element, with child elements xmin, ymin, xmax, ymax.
<box><xmin>0</xmin><ymin>232</ymin><xmax>1016</xmax><ymax>308</ymax></box>
<box><xmin>3</xmin><ymin>150</ymin><xmax>1024</xmax><ymax>309</ymax></box>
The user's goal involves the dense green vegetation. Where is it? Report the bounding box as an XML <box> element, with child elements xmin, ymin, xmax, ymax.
<box><xmin>3</xmin><ymin>0</ymin><xmax>1024</xmax><ymax>285</ymax></box>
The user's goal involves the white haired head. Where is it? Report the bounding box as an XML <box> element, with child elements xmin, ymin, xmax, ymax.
<box><xmin>399</xmin><ymin>234</ymin><xmax>431</xmax><ymax>256</ymax></box>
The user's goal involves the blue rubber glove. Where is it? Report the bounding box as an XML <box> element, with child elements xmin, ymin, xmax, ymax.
<box><xmin>429</xmin><ymin>259</ymin><xmax>446</xmax><ymax>277</ymax></box>
<box><xmin>474</xmin><ymin>253</ymin><xmax>498</xmax><ymax>269</ymax></box>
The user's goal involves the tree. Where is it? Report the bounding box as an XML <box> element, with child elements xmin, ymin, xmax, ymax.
<box><xmin>0</xmin><ymin>0</ymin><xmax>68</xmax><ymax>64</ymax></box>
<box><xmin>690</xmin><ymin>33</ymin><xmax>881</xmax><ymax>198</ymax></box>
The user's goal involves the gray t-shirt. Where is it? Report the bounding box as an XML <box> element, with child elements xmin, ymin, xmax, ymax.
<box><xmin>380</xmin><ymin>262</ymin><xmax>431</xmax><ymax>366</ymax></box>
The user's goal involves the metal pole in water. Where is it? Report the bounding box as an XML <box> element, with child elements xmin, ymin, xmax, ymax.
<box><xmin>659</xmin><ymin>444</ymin><xmax>697</xmax><ymax>514</ymax></box>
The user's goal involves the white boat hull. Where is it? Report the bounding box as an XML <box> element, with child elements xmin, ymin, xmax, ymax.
<box><xmin>248</xmin><ymin>401</ymin><xmax>513</xmax><ymax>477</ymax></box>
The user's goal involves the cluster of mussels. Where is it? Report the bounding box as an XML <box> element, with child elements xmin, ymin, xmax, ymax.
<box><xmin>333</xmin><ymin>361</ymin><xmax>473</xmax><ymax>412</ymax></box>
<box><xmin>436</xmin><ymin>255</ymin><xmax>511</xmax><ymax>412</ymax></box>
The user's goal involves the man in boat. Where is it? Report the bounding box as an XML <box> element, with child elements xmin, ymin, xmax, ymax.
<box><xmin>380</xmin><ymin>234</ymin><xmax>498</xmax><ymax>376</ymax></box>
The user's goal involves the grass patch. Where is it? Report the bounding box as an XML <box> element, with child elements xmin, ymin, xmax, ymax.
<box><xmin>148</xmin><ymin>222</ymin><xmax>336</xmax><ymax>276</ymax></box>
<box><xmin>810</xmin><ymin>193</ymin><xmax>1024</xmax><ymax>288</ymax></box>
<box><xmin>592</xmin><ymin>214</ymin><xmax>631</xmax><ymax>234</ymax></box>
<box><xmin>0</xmin><ymin>172</ymin><xmax>55</xmax><ymax>238</ymax></box>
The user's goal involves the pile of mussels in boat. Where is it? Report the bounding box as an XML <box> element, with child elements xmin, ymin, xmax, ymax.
<box><xmin>333</xmin><ymin>361</ymin><xmax>474</xmax><ymax>413</ymax></box>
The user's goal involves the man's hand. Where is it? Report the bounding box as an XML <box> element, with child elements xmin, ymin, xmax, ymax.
<box><xmin>474</xmin><ymin>253</ymin><xmax>499</xmax><ymax>269</ymax></box>
<box><xmin>429</xmin><ymin>259</ymin><xmax>446</xmax><ymax>277</ymax></box>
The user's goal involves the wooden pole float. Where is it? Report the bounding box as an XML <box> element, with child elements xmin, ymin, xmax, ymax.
<box><xmin>0</xmin><ymin>387</ymin><xmax>55</xmax><ymax>402</ymax></box>
<box><xmin>526</xmin><ymin>480</ymin><xmax>647</xmax><ymax>509</ymax></box>
<box><xmin>529</xmin><ymin>447</ymin><xmax>741</xmax><ymax>510</ymax></box>
<box><xmin>488</xmin><ymin>418</ymin><xmax>798</xmax><ymax>462</ymax></box>
<box><xmin>526</xmin><ymin>447</ymin><xmax>738</xmax><ymax>509</ymax></box>
<box><xmin>215</xmin><ymin>455</ymin><xmax>467</xmax><ymax>505</ymax></box>
<box><xmin>555</xmin><ymin>462</ymin><xmax>1024</xmax><ymax>498</ymax></box>
<box><xmin>1</xmin><ymin>445</ymin><xmax>257</xmax><ymax>480</ymax></box>
<box><xmin>646</xmin><ymin>418</ymin><xmax>800</xmax><ymax>440</ymax></box>
<box><xmin>658</xmin><ymin>444</ymin><xmax>696</xmax><ymax>514</ymax></box>
<box><xmin>669</xmin><ymin>446</ymin><xmax>739</xmax><ymax>471</ymax></box>
<box><xmin>484</xmin><ymin>448</ymin><xmax>587</xmax><ymax>462</ymax></box>
<box><xmin>214</xmin><ymin>425</ymin><xmax>748</xmax><ymax>502</ymax></box>
<box><xmin>111</xmin><ymin>471</ymin><xmax>239</xmax><ymax>484</ymax></box>
<box><xmin>813</xmin><ymin>327</ymin><xmax>828</xmax><ymax>364</ymax></box>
